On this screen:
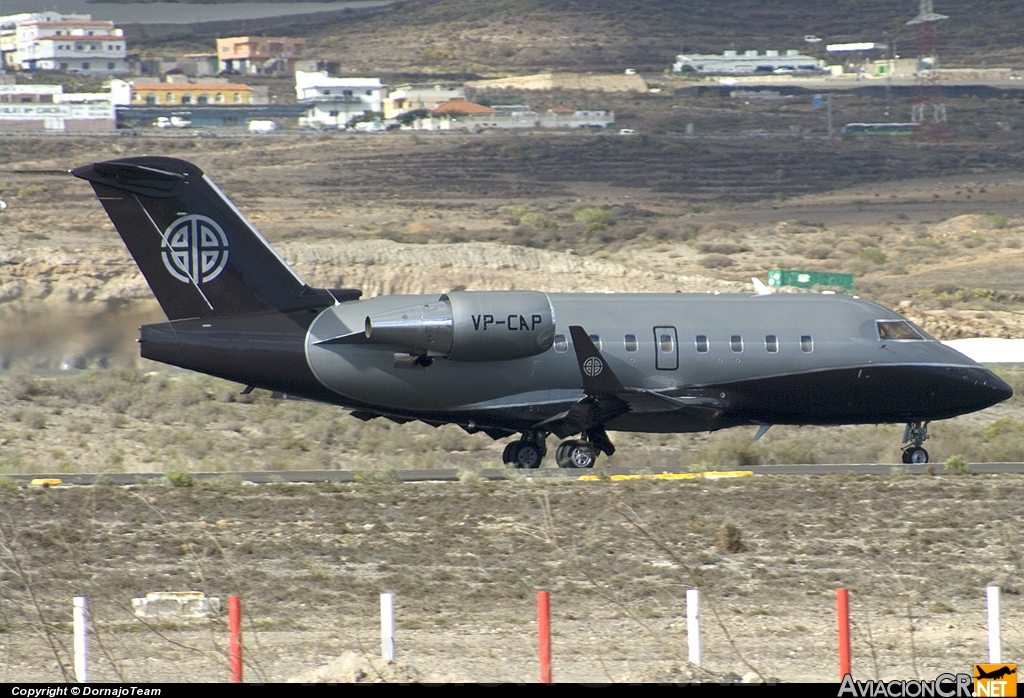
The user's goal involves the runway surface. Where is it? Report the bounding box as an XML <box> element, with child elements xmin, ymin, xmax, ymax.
<box><xmin>8</xmin><ymin>462</ymin><xmax>1024</xmax><ymax>486</ymax></box>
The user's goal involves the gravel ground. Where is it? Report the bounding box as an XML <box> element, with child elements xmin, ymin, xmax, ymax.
<box><xmin>0</xmin><ymin>475</ymin><xmax>1021</xmax><ymax>682</ymax></box>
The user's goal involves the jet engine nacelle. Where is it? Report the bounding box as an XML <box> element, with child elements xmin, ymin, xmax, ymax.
<box><xmin>364</xmin><ymin>291</ymin><xmax>555</xmax><ymax>361</ymax></box>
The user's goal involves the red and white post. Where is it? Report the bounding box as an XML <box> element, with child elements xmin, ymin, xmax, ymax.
<box><xmin>537</xmin><ymin>591</ymin><xmax>551</xmax><ymax>684</ymax></box>
<box><xmin>228</xmin><ymin>595</ymin><xmax>242</xmax><ymax>683</ymax></box>
<box><xmin>837</xmin><ymin>588</ymin><xmax>851</xmax><ymax>680</ymax></box>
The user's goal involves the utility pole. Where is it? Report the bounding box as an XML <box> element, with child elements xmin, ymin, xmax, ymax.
<box><xmin>907</xmin><ymin>0</ymin><xmax>949</xmax><ymax>141</ymax></box>
<box><xmin>827</xmin><ymin>93</ymin><xmax>833</xmax><ymax>138</ymax></box>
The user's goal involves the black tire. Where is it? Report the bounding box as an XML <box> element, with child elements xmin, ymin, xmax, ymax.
<box><xmin>515</xmin><ymin>443</ymin><xmax>542</xmax><ymax>469</ymax></box>
<box><xmin>908</xmin><ymin>448</ymin><xmax>929</xmax><ymax>464</ymax></box>
<box><xmin>902</xmin><ymin>449</ymin><xmax>912</xmax><ymax>464</ymax></box>
<box><xmin>555</xmin><ymin>441</ymin><xmax>574</xmax><ymax>468</ymax></box>
<box><xmin>566</xmin><ymin>441</ymin><xmax>597</xmax><ymax>469</ymax></box>
<box><xmin>502</xmin><ymin>442</ymin><xmax>519</xmax><ymax>465</ymax></box>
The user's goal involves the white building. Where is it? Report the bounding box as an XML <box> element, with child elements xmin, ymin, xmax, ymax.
<box><xmin>383</xmin><ymin>83</ymin><xmax>464</xmax><ymax>119</ymax></box>
<box><xmin>295</xmin><ymin>71</ymin><xmax>383</xmax><ymax>129</ymax></box>
<box><xmin>673</xmin><ymin>49</ymin><xmax>823</xmax><ymax>75</ymax></box>
<box><xmin>8</xmin><ymin>13</ymin><xmax>128</xmax><ymax>75</ymax></box>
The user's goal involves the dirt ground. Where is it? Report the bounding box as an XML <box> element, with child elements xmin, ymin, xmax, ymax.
<box><xmin>0</xmin><ymin>476</ymin><xmax>1021</xmax><ymax>683</ymax></box>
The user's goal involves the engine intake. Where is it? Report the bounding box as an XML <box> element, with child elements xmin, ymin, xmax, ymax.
<box><xmin>364</xmin><ymin>291</ymin><xmax>555</xmax><ymax>362</ymax></box>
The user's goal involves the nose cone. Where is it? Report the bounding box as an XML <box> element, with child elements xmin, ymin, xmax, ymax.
<box><xmin>984</xmin><ymin>370</ymin><xmax>1014</xmax><ymax>405</ymax></box>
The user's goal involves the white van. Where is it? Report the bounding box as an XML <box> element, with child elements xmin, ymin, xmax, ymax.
<box><xmin>248</xmin><ymin>120</ymin><xmax>278</xmax><ymax>133</ymax></box>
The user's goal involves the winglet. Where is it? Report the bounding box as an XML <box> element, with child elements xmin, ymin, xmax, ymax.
<box><xmin>752</xmin><ymin>277</ymin><xmax>772</xmax><ymax>295</ymax></box>
<box><xmin>568</xmin><ymin>326</ymin><xmax>625</xmax><ymax>394</ymax></box>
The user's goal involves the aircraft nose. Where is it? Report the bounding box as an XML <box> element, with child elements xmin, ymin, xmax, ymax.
<box><xmin>970</xmin><ymin>367</ymin><xmax>1013</xmax><ymax>409</ymax></box>
<box><xmin>986</xmin><ymin>371</ymin><xmax>1014</xmax><ymax>403</ymax></box>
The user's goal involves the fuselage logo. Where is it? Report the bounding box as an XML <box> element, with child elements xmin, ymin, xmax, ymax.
<box><xmin>161</xmin><ymin>215</ymin><xmax>229</xmax><ymax>284</ymax></box>
<box><xmin>583</xmin><ymin>356</ymin><xmax>604</xmax><ymax>377</ymax></box>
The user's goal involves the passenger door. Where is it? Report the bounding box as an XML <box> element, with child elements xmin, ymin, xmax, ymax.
<box><xmin>654</xmin><ymin>326</ymin><xmax>679</xmax><ymax>370</ymax></box>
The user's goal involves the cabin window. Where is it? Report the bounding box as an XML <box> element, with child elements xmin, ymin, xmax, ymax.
<box><xmin>877</xmin><ymin>320</ymin><xmax>925</xmax><ymax>340</ymax></box>
<box><xmin>765</xmin><ymin>335</ymin><xmax>778</xmax><ymax>352</ymax></box>
<box><xmin>695</xmin><ymin>335</ymin><xmax>709</xmax><ymax>353</ymax></box>
<box><xmin>589</xmin><ymin>334</ymin><xmax>602</xmax><ymax>351</ymax></box>
<box><xmin>731</xmin><ymin>335</ymin><xmax>743</xmax><ymax>352</ymax></box>
<box><xmin>801</xmin><ymin>335</ymin><xmax>814</xmax><ymax>353</ymax></box>
<box><xmin>659</xmin><ymin>333</ymin><xmax>675</xmax><ymax>353</ymax></box>
<box><xmin>553</xmin><ymin>334</ymin><xmax>567</xmax><ymax>353</ymax></box>
<box><xmin>624</xmin><ymin>334</ymin><xmax>638</xmax><ymax>352</ymax></box>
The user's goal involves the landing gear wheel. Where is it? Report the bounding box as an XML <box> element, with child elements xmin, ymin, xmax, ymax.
<box><xmin>557</xmin><ymin>440</ymin><xmax>597</xmax><ymax>469</ymax></box>
<box><xmin>904</xmin><ymin>447</ymin><xmax>929</xmax><ymax>464</ymax></box>
<box><xmin>514</xmin><ymin>443</ymin><xmax>542</xmax><ymax>469</ymax></box>
<box><xmin>502</xmin><ymin>442</ymin><xmax>520</xmax><ymax>465</ymax></box>
<box><xmin>901</xmin><ymin>421</ymin><xmax>930</xmax><ymax>465</ymax></box>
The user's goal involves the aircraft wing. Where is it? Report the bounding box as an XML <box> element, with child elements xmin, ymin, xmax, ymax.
<box><xmin>535</xmin><ymin>327</ymin><xmax>726</xmax><ymax>437</ymax></box>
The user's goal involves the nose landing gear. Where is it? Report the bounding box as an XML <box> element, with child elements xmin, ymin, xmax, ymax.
<box><xmin>901</xmin><ymin>421</ymin><xmax>930</xmax><ymax>464</ymax></box>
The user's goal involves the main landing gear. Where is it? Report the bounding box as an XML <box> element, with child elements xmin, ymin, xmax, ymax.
<box><xmin>504</xmin><ymin>428</ymin><xmax>615</xmax><ymax>469</ymax></box>
<box><xmin>901</xmin><ymin>421</ymin><xmax>930</xmax><ymax>464</ymax></box>
<box><xmin>502</xmin><ymin>432</ymin><xmax>547</xmax><ymax>469</ymax></box>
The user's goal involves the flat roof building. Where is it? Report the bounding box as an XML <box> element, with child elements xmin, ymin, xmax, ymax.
<box><xmin>130</xmin><ymin>82</ymin><xmax>253</xmax><ymax>106</ymax></box>
<box><xmin>3</xmin><ymin>13</ymin><xmax>128</xmax><ymax>75</ymax></box>
<box><xmin>217</xmin><ymin>36</ymin><xmax>305</xmax><ymax>75</ymax></box>
<box><xmin>673</xmin><ymin>49</ymin><xmax>823</xmax><ymax>75</ymax></box>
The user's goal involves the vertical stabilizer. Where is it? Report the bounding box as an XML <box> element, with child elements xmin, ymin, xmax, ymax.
<box><xmin>73</xmin><ymin>157</ymin><xmax>334</xmax><ymax>320</ymax></box>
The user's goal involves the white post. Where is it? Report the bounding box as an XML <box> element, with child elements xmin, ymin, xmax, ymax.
<box><xmin>687</xmin><ymin>588</ymin><xmax>701</xmax><ymax>667</ymax></box>
<box><xmin>73</xmin><ymin>596</ymin><xmax>88</xmax><ymax>683</ymax></box>
<box><xmin>986</xmin><ymin>585</ymin><xmax>1001</xmax><ymax>663</ymax></box>
<box><xmin>380</xmin><ymin>592</ymin><xmax>395</xmax><ymax>662</ymax></box>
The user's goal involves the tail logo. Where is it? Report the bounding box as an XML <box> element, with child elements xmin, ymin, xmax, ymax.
<box><xmin>583</xmin><ymin>356</ymin><xmax>604</xmax><ymax>377</ymax></box>
<box><xmin>161</xmin><ymin>215</ymin><xmax>230</xmax><ymax>284</ymax></box>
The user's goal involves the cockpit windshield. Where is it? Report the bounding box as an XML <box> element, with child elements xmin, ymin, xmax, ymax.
<box><xmin>877</xmin><ymin>320</ymin><xmax>926</xmax><ymax>340</ymax></box>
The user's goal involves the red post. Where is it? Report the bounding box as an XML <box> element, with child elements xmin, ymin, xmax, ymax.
<box><xmin>537</xmin><ymin>591</ymin><xmax>551</xmax><ymax>684</ymax></box>
<box><xmin>228</xmin><ymin>595</ymin><xmax>242</xmax><ymax>683</ymax></box>
<box><xmin>837</xmin><ymin>588</ymin><xmax>851</xmax><ymax>681</ymax></box>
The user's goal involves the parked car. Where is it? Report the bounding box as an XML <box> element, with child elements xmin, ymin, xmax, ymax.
<box><xmin>618</xmin><ymin>128</ymin><xmax>637</xmax><ymax>135</ymax></box>
<box><xmin>248</xmin><ymin>120</ymin><xmax>278</xmax><ymax>133</ymax></box>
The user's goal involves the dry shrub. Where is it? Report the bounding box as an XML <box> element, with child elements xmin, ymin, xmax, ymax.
<box><xmin>700</xmin><ymin>253</ymin><xmax>734</xmax><ymax>268</ymax></box>
<box><xmin>697</xmin><ymin>241</ymin><xmax>748</xmax><ymax>255</ymax></box>
<box><xmin>716</xmin><ymin>522</ymin><xmax>747</xmax><ymax>553</ymax></box>
<box><xmin>804</xmin><ymin>245</ymin><xmax>833</xmax><ymax>260</ymax></box>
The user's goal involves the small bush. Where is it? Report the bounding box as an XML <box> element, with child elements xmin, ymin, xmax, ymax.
<box><xmin>697</xmin><ymin>242</ymin><xmax>748</xmax><ymax>255</ymax></box>
<box><xmin>354</xmin><ymin>467</ymin><xmax>400</xmax><ymax>484</ymax></box>
<box><xmin>944</xmin><ymin>455</ymin><xmax>970</xmax><ymax>475</ymax></box>
<box><xmin>519</xmin><ymin>212</ymin><xmax>558</xmax><ymax>229</ymax></box>
<box><xmin>0</xmin><ymin>475</ymin><xmax>21</xmax><ymax>491</ymax></box>
<box><xmin>700</xmin><ymin>253</ymin><xmax>735</xmax><ymax>268</ymax></box>
<box><xmin>163</xmin><ymin>468</ymin><xmax>196</xmax><ymax>487</ymax></box>
<box><xmin>857</xmin><ymin>248</ymin><xmax>887</xmax><ymax>264</ymax></box>
<box><xmin>986</xmin><ymin>213</ymin><xmax>1008</xmax><ymax>229</ymax></box>
<box><xmin>716</xmin><ymin>523</ymin><xmax>747</xmax><ymax>553</ymax></box>
<box><xmin>499</xmin><ymin>205</ymin><xmax>527</xmax><ymax>225</ymax></box>
<box><xmin>573</xmin><ymin>207</ymin><xmax>616</xmax><ymax>226</ymax></box>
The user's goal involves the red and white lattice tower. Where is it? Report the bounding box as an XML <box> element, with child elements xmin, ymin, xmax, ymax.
<box><xmin>906</xmin><ymin>0</ymin><xmax>949</xmax><ymax>141</ymax></box>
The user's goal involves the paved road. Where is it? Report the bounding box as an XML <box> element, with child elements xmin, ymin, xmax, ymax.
<box><xmin>8</xmin><ymin>462</ymin><xmax>1024</xmax><ymax>486</ymax></box>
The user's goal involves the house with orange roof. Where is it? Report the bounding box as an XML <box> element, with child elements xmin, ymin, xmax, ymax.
<box><xmin>430</xmin><ymin>98</ymin><xmax>498</xmax><ymax>116</ymax></box>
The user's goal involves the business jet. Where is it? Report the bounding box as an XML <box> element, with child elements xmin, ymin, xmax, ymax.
<box><xmin>72</xmin><ymin>157</ymin><xmax>1012</xmax><ymax>469</ymax></box>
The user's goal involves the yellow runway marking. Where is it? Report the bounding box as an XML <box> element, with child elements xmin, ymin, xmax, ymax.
<box><xmin>578</xmin><ymin>471</ymin><xmax>754</xmax><ymax>481</ymax></box>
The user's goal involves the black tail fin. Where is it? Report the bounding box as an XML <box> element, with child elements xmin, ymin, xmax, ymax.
<box><xmin>73</xmin><ymin>156</ymin><xmax>335</xmax><ymax>320</ymax></box>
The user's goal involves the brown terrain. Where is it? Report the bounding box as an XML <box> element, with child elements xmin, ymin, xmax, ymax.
<box><xmin>1</xmin><ymin>476</ymin><xmax>1022</xmax><ymax>683</ymax></box>
<box><xmin>4</xmin><ymin>3</ymin><xmax>1024</xmax><ymax>677</ymax></box>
